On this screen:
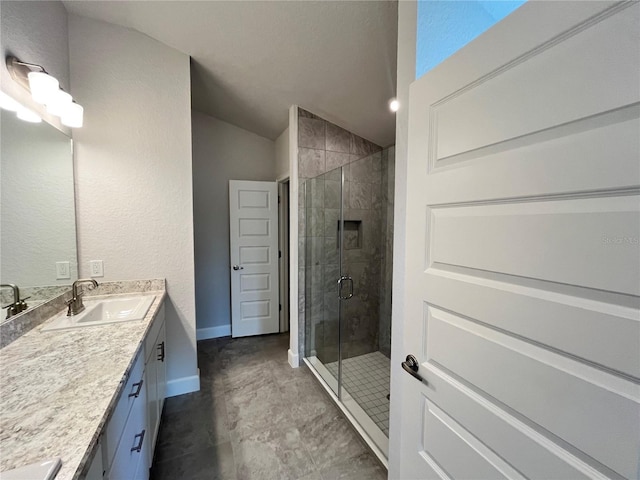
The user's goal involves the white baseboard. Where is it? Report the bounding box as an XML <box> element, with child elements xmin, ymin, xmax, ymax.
<box><xmin>288</xmin><ymin>348</ymin><xmax>299</xmax><ymax>368</ymax></box>
<box><xmin>165</xmin><ymin>371</ymin><xmax>200</xmax><ymax>397</ymax></box>
<box><xmin>197</xmin><ymin>324</ymin><xmax>231</xmax><ymax>340</ymax></box>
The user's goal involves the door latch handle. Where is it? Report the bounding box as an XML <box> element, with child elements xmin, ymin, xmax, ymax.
<box><xmin>402</xmin><ymin>354</ymin><xmax>428</xmax><ymax>386</ymax></box>
<box><xmin>337</xmin><ymin>276</ymin><xmax>353</xmax><ymax>300</ymax></box>
<box><xmin>232</xmin><ymin>265</ymin><xmax>244</xmax><ymax>270</ymax></box>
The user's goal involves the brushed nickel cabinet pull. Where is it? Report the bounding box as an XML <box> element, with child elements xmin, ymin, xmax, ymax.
<box><xmin>128</xmin><ymin>379</ymin><xmax>143</xmax><ymax>398</ymax></box>
<box><xmin>131</xmin><ymin>429</ymin><xmax>145</xmax><ymax>453</ymax></box>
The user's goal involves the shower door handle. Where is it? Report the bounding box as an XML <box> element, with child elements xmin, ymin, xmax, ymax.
<box><xmin>337</xmin><ymin>276</ymin><xmax>353</xmax><ymax>300</ymax></box>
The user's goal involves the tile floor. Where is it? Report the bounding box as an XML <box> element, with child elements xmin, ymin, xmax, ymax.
<box><xmin>150</xmin><ymin>333</ymin><xmax>386</xmax><ymax>480</ymax></box>
<box><xmin>325</xmin><ymin>352</ymin><xmax>391</xmax><ymax>435</ymax></box>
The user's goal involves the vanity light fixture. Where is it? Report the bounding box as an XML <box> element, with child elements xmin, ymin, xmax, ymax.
<box><xmin>28</xmin><ymin>71</ymin><xmax>59</xmax><ymax>105</ymax></box>
<box><xmin>0</xmin><ymin>91</ymin><xmax>42</xmax><ymax>123</ymax></box>
<box><xmin>16</xmin><ymin>106</ymin><xmax>42</xmax><ymax>123</ymax></box>
<box><xmin>5</xmin><ymin>56</ymin><xmax>83</xmax><ymax>128</ymax></box>
<box><xmin>46</xmin><ymin>90</ymin><xmax>72</xmax><ymax>116</ymax></box>
<box><xmin>61</xmin><ymin>102</ymin><xmax>83</xmax><ymax>128</ymax></box>
<box><xmin>0</xmin><ymin>91</ymin><xmax>21</xmax><ymax>112</ymax></box>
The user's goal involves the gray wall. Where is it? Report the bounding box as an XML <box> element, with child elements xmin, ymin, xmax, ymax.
<box><xmin>275</xmin><ymin>127</ymin><xmax>290</xmax><ymax>180</ymax></box>
<box><xmin>69</xmin><ymin>14</ymin><xmax>197</xmax><ymax>395</ymax></box>
<box><xmin>192</xmin><ymin>110</ymin><xmax>276</xmax><ymax>337</ymax></box>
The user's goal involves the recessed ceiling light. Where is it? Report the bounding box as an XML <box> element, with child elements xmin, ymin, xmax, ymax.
<box><xmin>389</xmin><ymin>98</ymin><xmax>399</xmax><ymax>112</ymax></box>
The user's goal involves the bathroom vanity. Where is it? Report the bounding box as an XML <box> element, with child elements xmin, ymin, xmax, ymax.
<box><xmin>0</xmin><ymin>281</ymin><xmax>167</xmax><ymax>480</ymax></box>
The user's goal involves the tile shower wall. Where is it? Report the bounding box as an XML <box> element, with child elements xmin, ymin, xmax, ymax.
<box><xmin>298</xmin><ymin>108</ymin><xmax>382</xmax><ymax>362</ymax></box>
<box><xmin>341</xmin><ymin>151</ymin><xmax>385</xmax><ymax>360</ymax></box>
<box><xmin>379</xmin><ymin>146</ymin><xmax>395</xmax><ymax>358</ymax></box>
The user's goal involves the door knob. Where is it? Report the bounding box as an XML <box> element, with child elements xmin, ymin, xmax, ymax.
<box><xmin>232</xmin><ymin>265</ymin><xmax>244</xmax><ymax>270</ymax></box>
<box><xmin>402</xmin><ymin>354</ymin><xmax>428</xmax><ymax>385</ymax></box>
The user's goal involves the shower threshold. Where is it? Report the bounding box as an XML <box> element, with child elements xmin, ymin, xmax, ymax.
<box><xmin>305</xmin><ymin>355</ymin><xmax>389</xmax><ymax>466</ymax></box>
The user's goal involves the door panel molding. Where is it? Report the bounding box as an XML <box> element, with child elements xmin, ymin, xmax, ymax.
<box><xmin>397</xmin><ymin>1</ymin><xmax>640</xmax><ymax>478</ymax></box>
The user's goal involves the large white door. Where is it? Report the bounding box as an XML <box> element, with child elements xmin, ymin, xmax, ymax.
<box><xmin>229</xmin><ymin>180</ymin><xmax>279</xmax><ymax>338</ymax></box>
<box><xmin>396</xmin><ymin>2</ymin><xmax>640</xmax><ymax>479</ymax></box>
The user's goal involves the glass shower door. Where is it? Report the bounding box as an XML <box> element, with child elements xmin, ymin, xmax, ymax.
<box><xmin>338</xmin><ymin>152</ymin><xmax>390</xmax><ymax>456</ymax></box>
<box><xmin>303</xmin><ymin>149</ymin><xmax>394</xmax><ymax>459</ymax></box>
<box><xmin>304</xmin><ymin>167</ymin><xmax>343</xmax><ymax>396</ymax></box>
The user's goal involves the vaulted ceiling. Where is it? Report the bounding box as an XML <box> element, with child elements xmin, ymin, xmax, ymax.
<box><xmin>63</xmin><ymin>1</ymin><xmax>398</xmax><ymax>146</ymax></box>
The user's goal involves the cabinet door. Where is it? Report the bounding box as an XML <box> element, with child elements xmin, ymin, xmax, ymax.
<box><xmin>108</xmin><ymin>377</ymin><xmax>148</xmax><ymax>480</ymax></box>
<box><xmin>146</xmin><ymin>317</ymin><xmax>166</xmax><ymax>468</ymax></box>
<box><xmin>85</xmin><ymin>440</ymin><xmax>104</xmax><ymax>480</ymax></box>
<box><xmin>156</xmin><ymin>322</ymin><xmax>166</xmax><ymax>414</ymax></box>
<box><xmin>145</xmin><ymin>350</ymin><xmax>158</xmax><ymax>469</ymax></box>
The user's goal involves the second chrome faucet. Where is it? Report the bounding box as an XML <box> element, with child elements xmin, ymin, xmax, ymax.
<box><xmin>67</xmin><ymin>279</ymin><xmax>99</xmax><ymax>316</ymax></box>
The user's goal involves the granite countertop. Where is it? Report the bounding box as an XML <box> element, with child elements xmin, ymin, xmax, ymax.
<box><xmin>0</xmin><ymin>280</ymin><xmax>166</xmax><ymax>480</ymax></box>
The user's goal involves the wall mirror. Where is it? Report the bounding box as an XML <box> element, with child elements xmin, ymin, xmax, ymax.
<box><xmin>0</xmin><ymin>108</ymin><xmax>77</xmax><ymax>322</ymax></box>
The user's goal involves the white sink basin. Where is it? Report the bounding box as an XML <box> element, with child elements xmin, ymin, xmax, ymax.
<box><xmin>0</xmin><ymin>458</ymin><xmax>61</xmax><ymax>480</ymax></box>
<box><xmin>43</xmin><ymin>295</ymin><xmax>155</xmax><ymax>332</ymax></box>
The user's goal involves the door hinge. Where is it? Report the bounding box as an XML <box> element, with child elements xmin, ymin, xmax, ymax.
<box><xmin>279</xmin><ymin>250</ymin><xmax>282</xmax><ymax>258</ymax></box>
<box><xmin>278</xmin><ymin>195</ymin><xmax>281</xmax><ymax>204</ymax></box>
<box><xmin>279</xmin><ymin>304</ymin><xmax>282</xmax><ymax>311</ymax></box>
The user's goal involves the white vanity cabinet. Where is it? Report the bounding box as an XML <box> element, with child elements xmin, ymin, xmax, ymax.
<box><xmin>87</xmin><ymin>300</ymin><xmax>166</xmax><ymax>480</ymax></box>
<box><xmin>101</xmin><ymin>349</ymin><xmax>148</xmax><ymax>480</ymax></box>
<box><xmin>143</xmin><ymin>303</ymin><xmax>166</xmax><ymax>466</ymax></box>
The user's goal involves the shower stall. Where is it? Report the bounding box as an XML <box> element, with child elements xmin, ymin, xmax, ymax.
<box><xmin>302</xmin><ymin>146</ymin><xmax>395</xmax><ymax>459</ymax></box>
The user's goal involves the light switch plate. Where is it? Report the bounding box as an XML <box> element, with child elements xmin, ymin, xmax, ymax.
<box><xmin>55</xmin><ymin>261</ymin><xmax>70</xmax><ymax>280</ymax></box>
<box><xmin>89</xmin><ymin>260</ymin><xmax>104</xmax><ymax>277</ymax></box>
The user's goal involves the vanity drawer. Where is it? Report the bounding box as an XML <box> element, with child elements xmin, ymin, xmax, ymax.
<box><xmin>107</xmin><ymin>377</ymin><xmax>148</xmax><ymax>480</ymax></box>
<box><xmin>104</xmin><ymin>350</ymin><xmax>144</xmax><ymax>467</ymax></box>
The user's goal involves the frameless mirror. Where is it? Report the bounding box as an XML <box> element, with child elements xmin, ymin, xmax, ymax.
<box><xmin>1</xmin><ymin>108</ymin><xmax>77</xmax><ymax>321</ymax></box>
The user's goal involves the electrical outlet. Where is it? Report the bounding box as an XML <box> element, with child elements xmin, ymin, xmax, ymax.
<box><xmin>89</xmin><ymin>260</ymin><xmax>104</xmax><ymax>277</ymax></box>
<box><xmin>56</xmin><ymin>261</ymin><xmax>70</xmax><ymax>280</ymax></box>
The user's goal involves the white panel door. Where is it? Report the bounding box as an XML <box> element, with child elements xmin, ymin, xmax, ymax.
<box><xmin>396</xmin><ymin>2</ymin><xmax>640</xmax><ymax>479</ymax></box>
<box><xmin>229</xmin><ymin>180</ymin><xmax>279</xmax><ymax>337</ymax></box>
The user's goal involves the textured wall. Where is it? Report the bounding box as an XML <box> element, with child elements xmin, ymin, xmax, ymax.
<box><xmin>0</xmin><ymin>1</ymin><xmax>70</xmax><ymax>133</ymax></box>
<box><xmin>192</xmin><ymin>110</ymin><xmax>276</xmax><ymax>337</ymax></box>
<box><xmin>275</xmin><ymin>127</ymin><xmax>290</xmax><ymax>180</ymax></box>
<box><xmin>1</xmin><ymin>110</ymin><xmax>77</xmax><ymax>288</ymax></box>
<box><xmin>69</xmin><ymin>14</ymin><xmax>197</xmax><ymax>394</ymax></box>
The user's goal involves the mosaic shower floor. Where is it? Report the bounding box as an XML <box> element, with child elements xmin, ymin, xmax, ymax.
<box><xmin>325</xmin><ymin>351</ymin><xmax>391</xmax><ymax>436</ymax></box>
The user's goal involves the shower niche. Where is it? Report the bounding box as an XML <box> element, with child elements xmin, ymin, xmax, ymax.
<box><xmin>340</xmin><ymin>219</ymin><xmax>362</xmax><ymax>250</ymax></box>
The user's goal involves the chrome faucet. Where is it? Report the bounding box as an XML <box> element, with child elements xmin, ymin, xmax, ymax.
<box><xmin>1</xmin><ymin>284</ymin><xmax>29</xmax><ymax>320</ymax></box>
<box><xmin>67</xmin><ymin>279</ymin><xmax>99</xmax><ymax>316</ymax></box>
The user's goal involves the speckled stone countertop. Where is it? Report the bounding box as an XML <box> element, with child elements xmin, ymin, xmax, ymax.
<box><xmin>0</xmin><ymin>280</ymin><xmax>166</xmax><ymax>479</ymax></box>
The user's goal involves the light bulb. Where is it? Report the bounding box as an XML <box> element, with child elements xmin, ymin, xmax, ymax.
<box><xmin>389</xmin><ymin>98</ymin><xmax>400</xmax><ymax>112</ymax></box>
<box><xmin>28</xmin><ymin>71</ymin><xmax>59</xmax><ymax>104</ymax></box>
<box><xmin>0</xmin><ymin>91</ymin><xmax>21</xmax><ymax>112</ymax></box>
<box><xmin>16</xmin><ymin>106</ymin><xmax>42</xmax><ymax>123</ymax></box>
<box><xmin>61</xmin><ymin>102</ymin><xmax>83</xmax><ymax>128</ymax></box>
<box><xmin>46</xmin><ymin>90</ymin><xmax>73</xmax><ymax>116</ymax></box>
